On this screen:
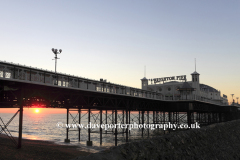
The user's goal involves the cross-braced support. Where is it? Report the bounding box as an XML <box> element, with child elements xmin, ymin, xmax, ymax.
<box><xmin>0</xmin><ymin>109</ymin><xmax>20</xmax><ymax>147</ymax></box>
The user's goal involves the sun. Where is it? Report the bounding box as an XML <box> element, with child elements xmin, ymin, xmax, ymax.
<box><xmin>35</xmin><ymin>109</ymin><xmax>40</xmax><ymax>113</ymax></box>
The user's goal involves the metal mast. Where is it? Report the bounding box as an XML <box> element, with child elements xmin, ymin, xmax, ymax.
<box><xmin>52</xmin><ymin>48</ymin><xmax>62</xmax><ymax>85</ymax></box>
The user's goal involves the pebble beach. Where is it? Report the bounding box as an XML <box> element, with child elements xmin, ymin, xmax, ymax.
<box><xmin>0</xmin><ymin>134</ymin><xmax>90</xmax><ymax>160</ymax></box>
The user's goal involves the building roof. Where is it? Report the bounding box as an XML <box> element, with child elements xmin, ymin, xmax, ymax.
<box><xmin>191</xmin><ymin>71</ymin><xmax>200</xmax><ymax>75</ymax></box>
<box><xmin>141</xmin><ymin>77</ymin><xmax>148</xmax><ymax>80</ymax></box>
<box><xmin>200</xmin><ymin>84</ymin><xmax>218</xmax><ymax>92</ymax></box>
<box><xmin>178</xmin><ymin>82</ymin><xmax>195</xmax><ymax>91</ymax></box>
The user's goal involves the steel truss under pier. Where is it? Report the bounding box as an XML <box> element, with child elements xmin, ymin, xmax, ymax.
<box><xmin>1</xmin><ymin>77</ymin><xmax>240</xmax><ymax>148</ymax></box>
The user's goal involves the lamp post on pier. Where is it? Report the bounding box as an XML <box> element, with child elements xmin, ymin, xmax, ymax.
<box><xmin>231</xmin><ymin>94</ymin><xmax>234</xmax><ymax>105</ymax></box>
<box><xmin>52</xmin><ymin>48</ymin><xmax>62</xmax><ymax>85</ymax></box>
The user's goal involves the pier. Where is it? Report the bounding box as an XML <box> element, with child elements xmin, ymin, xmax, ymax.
<box><xmin>0</xmin><ymin>60</ymin><xmax>240</xmax><ymax>148</ymax></box>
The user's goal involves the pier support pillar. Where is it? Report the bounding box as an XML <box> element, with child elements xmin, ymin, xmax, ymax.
<box><xmin>175</xmin><ymin>112</ymin><xmax>178</xmax><ymax>124</ymax></box>
<box><xmin>153</xmin><ymin>111</ymin><xmax>155</xmax><ymax>124</ymax></box>
<box><xmin>65</xmin><ymin>108</ymin><xmax>70</xmax><ymax>143</ymax></box>
<box><xmin>129</xmin><ymin>110</ymin><xmax>131</xmax><ymax>134</ymax></box>
<box><xmin>112</xmin><ymin>110</ymin><xmax>114</xmax><ymax>133</ymax></box>
<box><xmin>87</xmin><ymin>108</ymin><xmax>92</xmax><ymax>146</ymax></box>
<box><xmin>187</xmin><ymin>111</ymin><xmax>192</xmax><ymax>129</ymax></box>
<box><xmin>122</xmin><ymin>110</ymin><xmax>124</xmax><ymax>135</ymax></box>
<box><xmin>142</xmin><ymin>111</ymin><xmax>144</xmax><ymax>137</ymax></box>
<box><xmin>168</xmin><ymin>112</ymin><xmax>172</xmax><ymax>133</ymax></box>
<box><xmin>105</xmin><ymin>110</ymin><xmax>107</xmax><ymax>134</ymax></box>
<box><xmin>139</xmin><ymin>111</ymin><xmax>141</xmax><ymax>124</ymax></box>
<box><xmin>115</xmin><ymin>109</ymin><xmax>117</xmax><ymax>146</ymax></box>
<box><xmin>156</xmin><ymin>111</ymin><xmax>158</xmax><ymax>124</ymax></box>
<box><xmin>168</xmin><ymin>112</ymin><xmax>171</xmax><ymax>123</ymax></box>
<box><xmin>163</xmin><ymin>111</ymin><xmax>166</xmax><ymax>134</ymax></box>
<box><xmin>208</xmin><ymin>112</ymin><xmax>211</xmax><ymax>125</ymax></box>
<box><xmin>17</xmin><ymin>105</ymin><xmax>23</xmax><ymax>149</ymax></box>
<box><xmin>126</xmin><ymin>110</ymin><xmax>128</xmax><ymax>142</ymax></box>
<box><xmin>219</xmin><ymin>113</ymin><xmax>222</xmax><ymax>122</ymax></box>
<box><xmin>147</xmin><ymin>111</ymin><xmax>149</xmax><ymax>137</ymax></box>
<box><xmin>78</xmin><ymin>108</ymin><xmax>81</xmax><ymax>142</ymax></box>
<box><xmin>100</xmin><ymin>109</ymin><xmax>102</xmax><ymax>145</ymax></box>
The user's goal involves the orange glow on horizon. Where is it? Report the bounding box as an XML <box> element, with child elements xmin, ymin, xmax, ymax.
<box><xmin>0</xmin><ymin>108</ymin><xmax>66</xmax><ymax>114</ymax></box>
<box><xmin>0</xmin><ymin>108</ymin><xmax>139</xmax><ymax>114</ymax></box>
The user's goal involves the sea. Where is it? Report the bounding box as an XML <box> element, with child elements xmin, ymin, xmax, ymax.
<box><xmin>0</xmin><ymin>110</ymin><xmax>159</xmax><ymax>153</ymax></box>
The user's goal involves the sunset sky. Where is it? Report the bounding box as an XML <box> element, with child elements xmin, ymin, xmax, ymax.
<box><xmin>1</xmin><ymin>0</ymin><xmax>240</xmax><ymax>113</ymax></box>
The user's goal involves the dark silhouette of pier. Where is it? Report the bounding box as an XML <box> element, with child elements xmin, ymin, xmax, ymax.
<box><xmin>0</xmin><ymin>60</ymin><xmax>239</xmax><ymax>148</ymax></box>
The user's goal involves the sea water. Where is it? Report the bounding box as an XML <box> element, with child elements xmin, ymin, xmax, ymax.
<box><xmin>0</xmin><ymin>111</ymin><xmax>155</xmax><ymax>153</ymax></box>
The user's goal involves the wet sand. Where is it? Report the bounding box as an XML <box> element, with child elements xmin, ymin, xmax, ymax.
<box><xmin>0</xmin><ymin>134</ymin><xmax>91</xmax><ymax>160</ymax></box>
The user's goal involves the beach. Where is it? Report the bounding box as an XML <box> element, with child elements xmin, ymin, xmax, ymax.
<box><xmin>0</xmin><ymin>134</ymin><xmax>90</xmax><ymax>160</ymax></box>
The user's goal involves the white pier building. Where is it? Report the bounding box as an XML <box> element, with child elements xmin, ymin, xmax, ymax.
<box><xmin>141</xmin><ymin>70</ymin><xmax>228</xmax><ymax>105</ymax></box>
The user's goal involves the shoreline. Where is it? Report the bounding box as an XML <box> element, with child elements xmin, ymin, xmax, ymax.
<box><xmin>0</xmin><ymin>134</ymin><xmax>91</xmax><ymax>160</ymax></box>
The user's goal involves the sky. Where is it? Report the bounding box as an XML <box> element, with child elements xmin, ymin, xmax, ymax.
<box><xmin>1</xmin><ymin>0</ymin><xmax>240</xmax><ymax>107</ymax></box>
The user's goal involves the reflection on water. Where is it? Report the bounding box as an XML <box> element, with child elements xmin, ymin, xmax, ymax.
<box><xmin>22</xmin><ymin>134</ymin><xmax>39</xmax><ymax>140</ymax></box>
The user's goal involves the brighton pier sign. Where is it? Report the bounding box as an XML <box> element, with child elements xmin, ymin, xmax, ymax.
<box><xmin>151</xmin><ymin>75</ymin><xmax>186</xmax><ymax>83</ymax></box>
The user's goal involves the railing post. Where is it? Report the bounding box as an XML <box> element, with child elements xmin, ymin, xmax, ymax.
<box><xmin>13</xmin><ymin>66</ymin><xmax>16</xmax><ymax>79</ymax></box>
<box><xmin>29</xmin><ymin>68</ymin><xmax>31</xmax><ymax>81</ymax></box>
<box><xmin>44</xmin><ymin>72</ymin><xmax>46</xmax><ymax>83</ymax></box>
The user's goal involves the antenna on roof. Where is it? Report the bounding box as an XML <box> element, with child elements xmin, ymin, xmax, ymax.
<box><xmin>144</xmin><ymin>65</ymin><xmax>146</xmax><ymax>78</ymax></box>
<box><xmin>195</xmin><ymin>58</ymin><xmax>196</xmax><ymax>72</ymax></box>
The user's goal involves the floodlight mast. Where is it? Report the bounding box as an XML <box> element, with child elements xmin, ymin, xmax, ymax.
<box><xmin>231</xmin><ymin>94</ymin><xmax>234</xmax><ymax>105</ymax></box>
<box><xmin>52</xmin><ymin>48</ymin><xmax>62</xmax><ymax>85</ymax></box>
